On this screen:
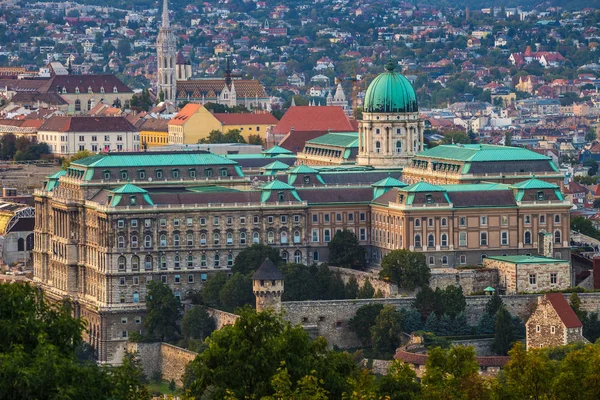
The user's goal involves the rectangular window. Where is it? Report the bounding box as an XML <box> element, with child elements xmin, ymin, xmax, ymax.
<box><xmin>281</xmin><ymin>215</ymin><xmax>287</xmax><ymax>223</ymax></box>
<box><xmin>161</xmin><ymin>275</ymin><xmax>167</xmax><ymax>284</ymax></box>
<box><xmin>173</xmin><ymin>219</ymin><xmax>180</xmax><ymax>227</ymax></box>
<box><xmin>348</xmin><ymin>213</ymin><xmax>354</xmax><ymax>221</ymax></box>
<box><xmin>501</xmin><ymin>215</ymin><xmax>508</xmax><ymax>225</ymax></box>
<box><xmin>160</xmin><ymin>218</ymin><xmax>166</xmax><ymax>227</ymax></box>
<box><xmin>121</xmin><ymin>317</ymin><xmax>127</xmax><ymax>324</ymax></box>
<box><xmin>550</xmin><ymin>273</ymin><xmax>557</xmax><ymax>284</ymax></box>
<box><xmin>312</xmin><ymin>214</ymin><xmax>318</xmax><ymax>223</ymax></box>
<box><xmin>529</xmin><ymin>274</ymin><xmax>537</xmax><ymax>285</ymax></box>
<box><xmin>480</xmin><ymin>216</ymin><xmax>487</xmax><ymax>226</ymax></box>
<box><xmin>92</xmin><ymin>135</ymin><xmax>97</xmax><ymax>142</ymax></box>
<box><xmin>201</xmin><ymin>273</ymin><xmax>207</xmax><ymax>282</ymax></box>
<box><xmin>336</xmin><ymin>213</ymin><xmax>342</xmax><ymax>222</ymax></box>
<box><xmin>267</xmin><ymin>216</ymin><xmax>274</xmax><ymax>224</ymax></box>
<box><xmin>253</xmin><ymin>216</ymin><xmax>259</xmax><ymax>224</ymax></box>
<box><xmin>227</xmin><ymin>216</ymin><xmax>233</xmax><ymax>225</ymax></box>
<box><xmin>135</xmin><ymin>317</ymin><xmax>141</xmax><ymax>324</ymax></box>
<box><xmin>200</xmin><ymin>217</ymin><xmax>206</xmax><ymax>225</ymax></box>
<box><xmin>324</xmin><ymin>214</ymin><xmax>330</xmax><ymax>223</ymax></box>
<box><xmin>501</xmin><ymin>231</ymin><xmax>509</xmax><ymax>245</ymax></box>
<box><xmin>311</xmin><ymin>229</ymin><xmax>319</xmax><ymax>242</ymax></box>
<box><xmin>117</xmin><ymin>219</ymin><xmax>125</xmax><ymax>228</ymax></box>
<box><xmin>360</xmin><ymin>228</ymin><xmax>366</xmax><ymax>241</ymax></box>
<box><xmin>240</xmin><ymin>216</ymin><xmax>246</xmax><ymax>224</ymax></box>
<box><xmin>174</xmin><ymin>275</ymin><xmax>180</xmax><ymax>284</ymax></box>
<box><xmin>360</xmin><ymin>212</ymin><xmax>366</xmax><ymax>221</ymax></box>
<box><xmin>119</xmin><ymin>277</ymin><xmax>126</xmax><ymax>286</ymax></box>
<box><xmin>525</xmin><ymin>215</ymin><xmax>531</xmax><ymax>224</ymax></box>
<box><xmin>459</xmin><ymin>232</ymin><xmax>467</xmax><ymax>247</ymax></box>
<box><xmin>324</xmin><ymin>229</ymin><xmax>331</xmax><ymax>242</ymax></box>
<box><xmin>186</xmin><ymin>217</ymin><xmax>193</xmax><ymax>226</ymax></box>
<box><xmin>460</xmin><ymin>217</ymin><xmax>466</xmax><ymax>226</ymax></box>
<box><xmin>188</xmin><ymin>274</ymin><xmax>194</xmax><ymax>283</ymax></box>
<box><xmin>104</xmin><ymin>135</ymin><xmax>110</xmax><ymax>141</ymax></box>
<box><xmin>480</xmin><ymin>232</ymin><xmax>488</xmax><ymax>246</ymax></box>
<box><xmin>213</xmin><ymin>216</ymin><xmax>219</xmax><ymax>225</ymax></box>
<box><xmin>133</xmin><ymin>276</ymin><xmax>139</xmax><ymax>285</ymax></box>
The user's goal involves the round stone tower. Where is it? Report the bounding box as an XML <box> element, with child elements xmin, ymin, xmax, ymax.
<box><xmin>252</xmin><ymin>258</ymin><xmax>284</xmax><ymax>313</ymax></box>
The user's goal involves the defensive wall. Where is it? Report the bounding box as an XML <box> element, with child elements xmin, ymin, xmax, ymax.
<box><xmin>206</xmin><ymin>307</ymin><xmax>240</xmax><ymax>329</ymax></box>
<box><xmin>127</xmin><ymin>342</ymin><xmax>197</xmax><ymax>386</ymax></box>
<box><xmin>280</xmin><ymin>293</ymin><xmax>600</xmax><ymax>349</ymax></box>
<box><xmin>329</xmin><ymin>266</ymin><xmax>400</xmax><ymax>297</ymax></box>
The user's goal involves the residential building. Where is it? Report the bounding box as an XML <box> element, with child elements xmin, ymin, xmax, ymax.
<box><xmin>167</xmin><ymin>103</ymin><xmax>204</xmax><ymax>144</ymax></box>
<box><xmin>526</xmin><ymin>294</ymin><xmax>586</xmax><ymax>349</ymax></box>
<box><xmin>139</xmin><ymin>118</ymin><xmax>170</xmax><ymax>148</ymax></box>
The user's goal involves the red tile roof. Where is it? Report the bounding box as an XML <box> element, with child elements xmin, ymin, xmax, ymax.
<box><xmin>546</xmin><ymin>293</ymin><xmax>583</xmax><ymax>329</ymax></box>
<box><xmin>169</xmin><ymin>103</ymin><xmax>202</xmax><ymax>126</ymax></box>
<box><xmin>272</xmin><ymin>106</ymin><xmax>355</xmax><ymax>135</ymax></box>
<box><xmin>39</xmin><ymin>116</ymin><xmax>137</xmax><ymax>133</ymax></box>
<box><xmin>213</xmin><ymin>112</ymin><xmax>278</xmax><ymax>126</ymax></box>
<box><xmin>278</xmin><ymin>130</ymin><xmax>330</xmax><ymax>152</ymax></box>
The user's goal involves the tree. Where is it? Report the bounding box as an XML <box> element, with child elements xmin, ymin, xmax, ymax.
<box><xmin>145</xmin><ymin>280</ymin><xmax>181</xmax><ymax>342</ymax></box>
<box><xmin>62</xmin><ymin>149</ymin><xmax>93</xmax><ymax>169</ymax></box>
<box><xmin>357</xmin><ymin>279</ymin><xmax>375</xmax><ymax>299</ymax></box>
<box><xmin>505</xmin><ymin>132</ymin><xmax>512</xmax><ymax>146</ymax></box>
<box><xmin>496</xmin><ymin>343</ymin><xmax>554</xmax><ymax>399</ymax></box>
<box><xmin>261</xmin><ymin>366</ymin><xmax>329</xmax><ymax>400</ymax></box>
<box><xmin>110</xmin><ymin>351</ymin><xmax>151</xmax><ymax>400</ymax></box>
<box><xmin>370</xmin><ymin>305</ymin><xmax>403</xmax><ymax>357</ymax></box>
<box><xmin>451</xmin><ymin>312</ymin><xmax>471</xmax><ymax>336</ymax></box>
<box><xmin>441</xmin><ymin>130</ymin><xmax>470</xmax><ymax>144</ymax></box>
<box><xmin>437</xmin><ymin>314</ymin><xmax>453</xmax><ymax>336</ymax></box>
<box><xmin>492</xmin><ymin>306</ymin><xmax>516</xmax><ymax>356</ymax></box>
<box><xmin>423</xmin><ymin>312</ymin><xmax>439</xmax><ymax>333</ymax></box>
<box><xmin>377</xmin><ymin>360</ymin><xmax>421</xmax><ymax>400</ymax></box>
<box><xmin>247</xmin><ymin>134</ymin><xmax>264</xmax><ymax>146</ymax></box>
<box><xmin>201</xmin><ymin>272</ymin><xmax>228</xmax><ymax>308</ymax></box>
<box><xmin>485</xmin><ymin>290</ymin><xmax>503</xmax><ymax>317</ymax></box>
<box><xmin>0</xmin><ymin>132</ymin><xmax>17</xmax><ymax>160</ymax></box>
<box><xmin>117</xmin><ymin>38</ymin><xmax>131</xmax><ymax>56</ymax></box>
<box><xmin>379</xmin><ymin>250</ymin><xmax>430</xmax><ymax>291</ymax></box>
<box><xmin>414</xmin><ymin>286</ymin><xmax>443</xmax><ymax>321</ymax></box>
<box><xmin>477</xmin><ymin>313</ymin><xmax>495</xmax><ymax>334</ymax></box>
<box><xmin>232</xmin><ymin>244</ymin><xmax>282</xmax><ymax>275</ymax></box>
<box><xmin>586</xmin><ymin>127</ymin><xmax>597</xmax><ymax>143</ymax></box>
<box><xmin>401</xmin><ymin>309</ymin><xmax>423</xmax><ymax>334</ymax></box>
<box><xmin>348</xmin><ymin>303</ymin><xmax>384</xmax><ymax>346</ymax></box>
<box><xmin>183</xmin><ymin>309</ymin><xmax>358</xmax><ymax>399</ymax></box>
<box><xmin>219</xmin><ymin>273</ymin><xmax>255</xmax><ymax>312</ymax></box>
<box><xmin>327</xmin><ymin>230</ymin><xmax>366</xmax><ymax>270</ymax></box>
<box><xmin>181</xmin><ymin>306</ymin><xmax>216</xmax><ymax>341</ymax></box>
<box><xmin>440</xmin><ymin>286</ymin><xmax>466</xmax><ymax>318</ymax></box>
<box><xmin>345</xmin><ymin>275</ymin><xmax>359</xmax><ymax>298</ymax></box>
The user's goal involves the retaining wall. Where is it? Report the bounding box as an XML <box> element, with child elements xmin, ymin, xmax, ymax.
<box><xmin>127</xmin><ymin>342</ymin><xmax>197</xmax><ymax>386</ymax></box>
<box><xmin>206</xmin><ymin>308</ymin><xmax>240</xmax><ymax>329</ymax></box>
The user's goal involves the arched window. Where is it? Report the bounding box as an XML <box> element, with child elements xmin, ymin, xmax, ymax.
<box><xmin>481</xmin><ymin>254</ymin><xmax>488</xmax><ymax>263</ymax></box>
<box><xmin>226</xmin><ymin>232</ymin><xmax>233</xmax><ymax>245</ymax></box>
<box><xmin>200</xmin><ymin>233</ymin><xmax>207</xmax><ymax>245</ymax></box>
<box><xmin>160</xmin><ymin>234</ymin><xmax>167</xmax><ymax>247</ymax></box>
<box><xmin>74</xmin><ymin>99</ymin><xmax>81</xmax><ymax>112</ymax></box>
<box><xmin>131</xmin><ymin>256</ymin><xmax>139</xmax><ymax>271</ymax></box>
<box><xmin>17</xmin><ymin>238</ymin><xmax>25</xmax><ymax>251</ymax></box>
<box><xmin>131</xmin><ymin>235</ymin><xmax>138</xmax><ymax>248</ymax></box>
<box><xmin>87</xmin><ymin>99</ymin><xmax>92</xmax><ymax>110</ymax></box>
<box><xmin>187</xmin><ymin>255</ymin><xmax>193</xmax><ymax>268</ymax></box>
<box><xmin>442</xmin><ymin>256</ymin><xmax>448</xmax><ymax>265</ymax></box>
<box><xmin>173</xmin><ymin>234</ymin><xmax>180</xmax><ymax>247</ymax></box>
<box><xmin>240</xmin><ymin>232</ymin><xmax>246</xmax><ymax>245</ymax></box>
<box><xmin>281</xmin><ymin>251</ymin><xmax>288</xmax><ymax>263</ymax></box>
<box><xmin>294</xmin><ymin>250</ymin><xmax>302</xmax><ymax>263</ymax></box>
<box><xmin>144</xmin><ymin>255</ymin><xmax>153</xmax><ymax>270</ymax></box>
<box><xmin>281</xmin><ymin>231</ymin><xmax>288</xmax><ymax>244</ymax></box>
<box><xmin>414</xmin><ymin>234</ymin><xmax>422</xmax><ymax>248</ymax></box>
<box><xmin>117</xmin><ymin>235</ymin><xmax>125</xmax><ymax>248</ymax></box>
<box><xmin>267</xmin><ymin>231</ymin><xmax>275</xmax><ymax>244</ymax></box>
<box><xmin>375</xmin><ymin>141</ymin><xmax>381</xmax><ymax>153</ymax></box>
<box><xmin>200</xmin><ymin>254</ymin><xmax>207</xmax><ymax>267</ymax></box>
<box><xmin>395</xmin><ymin>141</ymin><xmax>402</xmax><ymax>154</ymax></box>
<box><xmin>427</xmin><ymin>234</ymin><xmax>435</xmax><ymax>247</ymax></box>
<box><xmin>227</xmin><ymin>253</ymin><xmax>233</xmax><ymax>266</ymax></box>
<box><xmin>441</xmin><ymin>233</ymin><xmax>448</xmax><ymax>247</ymax></box>
<box><xmin>214</xmin><ymin>253</ymin><xmax>220</xmax><ymax>267</ymax></box>
<box><xmin>144</xmin><ymin>235</ymin><xmax>152</xmax><ymax>248</ymax></box>
<box><xmin>294</xmin><ymin>230</ymin><xmax>301</xmax><ymax>243</ymax></box>
<box><xmin>118</xmin><ymin>256</ymin><xmax>126</xmax><ymax>271</ymax></box>
<box><xmin>441</xmin><ymin>218</ymin><xmax>447</xmax><ymax>227</ymax></box>
<box><xmin>414</xmin><ymin>219</ymin><xmax>421</xmax><ymax>228</ymax></box>
<box><xmin>428</xmin><ymin>256</ymin><xmax>434</xmax><ymax>265</ymax></box>
<box><xmin>555</xmin><ymin>214</ymin><xmax>561</xmax><ymax>223</ymax></box>
<box><xmin>540</xmin><ymin>215</ymin><xmax>546</xmax><ymax>224</ymax></box>
<box><xmin>524</xmin><ymin>231</ymin><xmax>532</xmax><ymax>245</ymax></box>
<box><xmin>253</xmin><ymin>232</ymin><xmax>260</xmax><ymax>244</ymax></box>
<box><xmin>214</xmin><ymin>232</ymin><xmax>220</xmax><ymax>245</ymax></box>
<box><xmin>187</xmin><ymin>233</ymin><xmax>193</xmax><ymax>246</ymax></box>
<box><xmin>160</xmin><ymin>256</ymin><xmax>167</xmax><ymax>269</ymax></box>
<box><xmin>133</xmin><ymin>292</ymin><xmax>139</xmax><ymax>303</ymax></box>
<box><xmin>554</xmin><ymin>230</ymin><xmax>561</xmax><ymax>244</ymax></box>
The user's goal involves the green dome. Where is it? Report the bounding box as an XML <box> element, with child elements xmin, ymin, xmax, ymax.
<box><xmin>363</xmin><ymin>62</ymin><xmax>418</xmax><ymax>113</ymax></box>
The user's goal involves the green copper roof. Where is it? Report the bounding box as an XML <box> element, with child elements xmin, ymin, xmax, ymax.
<box><xmin>486</xmin><ymin>255</ymin><xmax>566</xmax><ymax>264</ymax></box>
<box><xmin>72</xmin><ymin>152</ymin><xmax>237</xmax><ymax>168</ymax></box>
<box><xmin>47</xmin><ymin>170</ymin><xmax>67</xmax><ymax>179</ymax></box>
<box><xmin>363</xmin><ymin>62</ymin><xmax>418</xmax><ymax>113</ymax></box>
<box><xmin>509</xmin><ymin>178</ymin><xmax>559</xmax><ymax>190</ymax></box>
<box><xmin>187</xmin><ymin>186</ymin><xmax>240</xmax><ymax>193</ymax></box>
<box><xmin>372</xmin><ymin>176</ymin><xmax>407</xmax><ymax>188</ymax></box>
<box><xmin>417</xmin><ymin>144</ymin><xmax>552</xmax><ymax>162</ymax></box>
<box><xmin>110</xmin><ymin>183</ymin><xmax>148</xmax><ymax>194</ymax></box>
<box><xmin>262</xmin><ymin>145</ymin><xmax>293</xmax><ymax>156</ymax></box>
<box><xmin>45</xmin><ymin>170</ymin><xmax>66</xmax><ymax>191</ymax></box>
<box><xmin>402</xmin><ymin>181</ymin><xmax>445</xmax><ymax>193</ymax></box>
<box><xmin>484</xmin><ymin>286</ymin><xmax>495</xmax><ymax>292</ymax></box>
<box><xmin>443</xmin><ymin>183</ymin><xmax>510</xmax><ymax>192</ymax></box>
<box><xmin>261</xmin><ymin>180</ymin><xmax>296</xmax><ymax>190</ymax></box>
<box><xmin>306</xmin><ymin>132</ymin><xmax>358</xmax><ymax>148</ymax></box>
<box><xmin>287</xmin><ymin>165</ymin><xmax>320</xmax><ymax>174</ymax></box>
<box><xmin>263</xmin><ymin>160</ymin><xmax>290</xmax><ymax>170</ymax></box>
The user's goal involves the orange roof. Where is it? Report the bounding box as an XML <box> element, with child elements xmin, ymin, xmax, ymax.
<box><xmin>169</xmin><ymin>103</ymin><xmax>203</xmax><ymax>126</ymax></box>
<box><xmin>213</xmin><ymin>112</ymin><xmax>278</xmax><ymax>126</ymax></box>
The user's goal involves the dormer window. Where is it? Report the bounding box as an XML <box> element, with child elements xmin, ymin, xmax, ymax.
<box><xmin>120</xmin><ymin>170</ymin><xmax>128</xmax><ymax>180</ymax></box>
<box><xmin>62</xmin><ymin>87</ymin><xmax>67</xmax><ymax>94</ymax></box>
<box><xmin>130</xmin><ymin>195</ymin><xmax>137</xmax><ymax>206</ymax></box>
<box><xmin>100</xmin><ymin>86</ymin><xmax>105</xmax><ymax>94</ymax></box>
<box><xmin>278</xmin><ymin>191</ymin><xmax>285</xmax><ymax>201</ymax></box>
<box><xmin>88</xmin><ymin>86</ymin><xmax>92</xmax><ymax>93</ymax></box>
<box><xmin>113</xmin><ymin>86</ymin><xmax>118</xmax><ymax>93</ymax></box>
<box><xmin>537</xmin><ymin>191</ymin><xmax>544</xmax><ymax>201</ymax></box>
<box><xmin>103</xmin><ymin>170</ymin><xmax>111</xmax><ymax>180</ymax></box>
<box><xmin>303</xmin><ymin>175</ymin><xmax>310</xmax><ymax>184</ymax></box>
<box><xmin>425</xmin><ymin>194</ymin><xmax>433</xmax><ymax>204</ymax></box>
<box><xmin>75</xmin><ymin>86</ymin><xmax>80</xmax><ymax>94</ymax></box>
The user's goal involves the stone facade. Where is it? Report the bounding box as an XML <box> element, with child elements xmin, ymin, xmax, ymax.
<box><xmin>329</xmin><ymin>266</ymin><xmax>399</xmax><ymax>297</ymax></box>
<box><xmin>206</xmin><ymin>307</ymin><xmax>240</xmax><ymax>330</ymax></box>
<box><xmin>526</xmin><ymin>294</ymin><xmax>586</xmax><ymax>349</ymax></box>
<box><xmin>127</xmin><ymin>342</ymin><xmax>197</xmax><ymax>386</ymax></box>
<box><xmin>156</xmin><ymin>0</ymin><xmax>177</xmax><ymax>103</ymax></box>
<box><xmin>429</xmin><ymin>268</ymin><xmax>498</xmax><ymax>295</ymax></box>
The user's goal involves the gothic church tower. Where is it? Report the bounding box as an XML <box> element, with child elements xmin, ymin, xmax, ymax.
<box><xmin>156</xmin><ymin>0</ymin><xmax>177</xmax><ymax>103</ymax></box>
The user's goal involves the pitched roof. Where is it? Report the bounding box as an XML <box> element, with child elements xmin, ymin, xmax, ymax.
<box><xmin>262</xmin><ymin>145</ymin><xmax>293</xmax><ymax>156</ymax></box>
<box><xmin>278</xmin><ymin>130</ymin><xmax>329</xmax><ymax>152</ymax></box>
<box><xmin>39</xmin><ymin>74</ymin><xmax>132</xmax><ymax>94</ymax></box>
<box><xmin>402</xmin><ymin>181</ymin><xmax>445</xmax><ymax>193</ymax></box>
<box><xmin>139</xmin><ymin>118</ymin><xmax>169</xmax><ymax>132</ymax></box>
<box><xmin>72</xmin><ymin>151</ymin><xmax>237</xmax><ymax>168</ymax></box>
<box><xmin>545</xmin><ymin>293</ymin><xmax>583</xmax><ymax>329</ymax></box>
<box><xmin>169</xmin><ymin>103</ymin><xmax>202</xmax><ymax>126</ymax></box>
<box><xmin>510</xmin><ymin>178</ymin><xmax>559</xmax><ymax>190</ymax></box>
<box><xmin>39</xmin><ymin>116</ymin><xmax>137</xmax><ymax>133</ymax></box>
<box><xmin>176</xmin><ymin>79</ymin><xmax>267</xmax><ymax>99</ymax></box>
<box><xmin>213</xmin><ymin>112</ymin><xmax>278</xmax><ymax>125</ymax></box>
<box><xmin>486</xmin><ymin>255</ymin><xmax>566</xmax><ymax>264</ymax></box>
<box><xmin>272</xmin><ymin>106</ymin><xmax>355</xmax><ymax>135</ymax></box>
<box><xmin>262</xmin><ymin>160</ymin><xmax>290</xmax><ymax>170</ymax></box>
<box><xmin>372</xmin><ymin>176</ymin><xmax>407</xmax><ymax>188</ymax></box>
<box><xmin>287</xmin><ymin>165</ymin><xmax>319</xmax><ymax>174</ymax></box>
<box><xmin>261</xmin><ymin>180</ymin><xmax>295</xmax><ymax>190</ymax></box>
<box><xmin>305</xmin><ymin>131</ymin><xmax>358</xmax><ymax>148</ymax></box>
<box><xmin>110</xmin><ymin>183</ymin><xmax>148</xmax><ymax>194</ymax></box>
<box><xmin>252</xmin><ymin>258</ymin><xmax>283</xmax><ymax>280</ymax></box>
<box><xmin>417</xmin><ymin>144</ymin><xmax>551</xmax><ymax>162</ymax></box>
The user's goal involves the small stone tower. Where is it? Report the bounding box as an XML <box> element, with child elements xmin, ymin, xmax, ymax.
<box><xmin>252</xmin><ymin>258</ymin><xmax>284</xmax><ymax>313</ymax></box>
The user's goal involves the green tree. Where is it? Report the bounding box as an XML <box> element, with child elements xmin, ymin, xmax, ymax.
<box><xmin>492</xmin><ymin>306</ymin><xmax>516</xmax><ymax>356</ymax></box>
<box><xmin>377</xmin><ymin>360</ymin><xmax>421</xmax><ymax>400</ymax></box>
<box><xmin>440</xmin><ymin>286</ymin><xmax>466</xmax><ymax>318</ymax></box>
<box><xmin>379</xmin><ymin>250</ymin><xmax>430</xmax><ymax>291</ymax></box>
<box><xmin>401</xmin><ymin>309</ymin><xmax>423</xmax><ymax>334</ymax></box>
<box><xmin>145</xmin><ymin>280</ymin><xmax>181</xmax><ymax>342</ymax></box>
<box><xmin>219</xmin><ymin>273</ymin><xmax>254</xmax><ymax>312</ymax></box>
<box><xmin>327</xmin><ymin>230</ymin><xmax>366</xmax><ymax>270</ymax></box>
<box><xmin>247</xmin><ymin>134</ymin><xmax>264</xmax><ymax>146</ymax></box>
<box><xmin>423</xmin><ymin>312</ymin><xmax>439</xmax><ymax>333</ymax></box>
<box><xmin>414</xmin><ymin>286</ymin><xmax>443</xmax><ymax>321</ymax></box>
<box><xmin>62</xmin><ymin>149</ymin><xmax>93</xmax><ymax>169</ymax></box>
<box><xmin>261</xmin><ymin>366</ymin><xmax>329</xmax><ymax>400</ymax></box>
<box><xmin>200</xmin><ymin>272</ymin><xmax>228</xmax><ymax>308</ymax></box>
<box><xmin>357</xmin><ymin>279</ymin><xmax>375</xmax><ymax>299</ymax></box>
<box><xmin>223</xmin><ymin>129</ymin><xmax>246</xmax><ymax>143</ymax></box>
<box><xmin>117</xmin><ymin>38</ymin><xmax>131</xmax><ymax>56</ymax></box>
<box><xmin>485</xmin><ymin>290</ymin><xmax>503</xmax><ymax>316</ymax></box>
<box><xmin>345</xmin><ymin>275</ymin><xmax>359</xmax><ymax>298</ymax></box>
<box><xmin>477</xmin><ymin>313</ymin><xmax>495</xmax><ymax>334</ymax></box>
<box><xmin>586</xmin><ymin>127</ymin><xmax>597</xmax><ymax>143</ymax></box>
<box><xmin>0</xmin><ymin>132</ymin><xmax>17</xmax><ymax>160</ymax></box>
<box><xmin>232</xmin><ymin>244</ymin><xmax>282</xmax><ymax>275</ymax></box>
<box><xmin>181</xmin><ymin>306</ymin><xmax>215</xmax><ymax>341</ymax></box>
<box><xmin>110</xmin><ymin>351</ymin><xmax>151</xmax><ymax>400</ymax></box>
<box><xmin>441</xmin><ymin>130</ymin><xmax>470</xmax><ymax>144</ymax></box>
<box><xmin>348</xmin><ymin>303</ymin><xmax>384</xmax><ymax>346</ymax></box>
<box><xmin>183</xmin><ymin>309</ymin><xmax>358</xmax><ymax>399</ymax></box>
<box><xmin>371</xmin><ymin>305</ymin><xmax>403</xmax><ymax>357</ymax></box>
<box><xmin>437</xmin><ymin>314</ymin><xmax>453</xmax><ymax>336</ymax></box>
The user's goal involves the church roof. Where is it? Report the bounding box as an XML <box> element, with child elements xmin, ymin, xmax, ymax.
<box><xmin>176</xmin><ymin>79</ymin><xmax>267</xmax><ymax>99</ymax></box>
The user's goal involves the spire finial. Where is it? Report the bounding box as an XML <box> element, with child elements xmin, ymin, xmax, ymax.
<box><xmin>162</xmin><ymin>0</ymin><xmax>170</xmax><ymax>28</ymax></box>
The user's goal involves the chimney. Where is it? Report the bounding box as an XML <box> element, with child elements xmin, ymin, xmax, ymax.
<box><xmin>538</xmin><ymin>231</ymin><xmax>553</xmax><ymax>258</ymax></box>
<box><xmin>594</xmin><ymin>257</ymin><xmax>600</xmax><ymax>290</ymax></box>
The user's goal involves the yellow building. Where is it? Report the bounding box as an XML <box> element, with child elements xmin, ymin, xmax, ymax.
<box><xmin>168</xmin><ymin>103</ymin><xmax>279</xmax><ymax>144</ymax></box>
<box><xmin>139</xmin><ymin>118</ymin><xmax>169</xmax><ymax>148</ymax></box>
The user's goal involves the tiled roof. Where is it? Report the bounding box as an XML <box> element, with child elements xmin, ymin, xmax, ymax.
<box><xmin>509</xmin><ymin>178</ymin><xmax>559</xmax><ymax>190</ymax></box>
<box><xmin>447</xmin><ymin>190</ymin><xmax>517</xmax><ymax>208</ymax></box>
<box><xmin>252</xmin><ymin>258</ymin><xmax>283</xmax><ymax>280</ymax></box>
<box><xmin>417</xmin><ymin>144</ymin><xmax>551</xmax><ymax>162</ymax></box>
<box><xmin>272</xmin><ymin>106</ymin><xmax>355</xmax><ymax>135</ymax></box>
<box><xmin>139</xmin><ymin>118</ymin><xmax>169</xmax><ymax>132</ymax></box>
<box><xmin>545</xmin><ymin>293</ymin><xmax>583</xmax><ymax>329</ymax></box>
<box><xmin>169</xmin><ymin>103</ymin><xmax>202</xmax><ymax>126</ymax></box>
<box><xmin>39</xmin><ymin>75</ymin><xmax>133</xmax><ymax>94</ymax></box>
<box><xmin>72</xmin><ymin>151</ymin><xmax>237</xmax><ymax>168</ymax></box>
<box><xmin>39</xmin><ymin>116</ymin><xmax>137</xmax><ymax>133</ymax></box>
<box><xmin>306</xmin><ymin>131</ymin><xmax>358</xmax><ymax>148</ymax></box>
<box><xmin>278</xmin><ymin>130</ymin><xmax>329</xmax><ymax>152</ymax></box>
<box><xmin>262</xmin><ymin>160</ymin><xmax>290</xmax><ymax>170</ymax></box>
<box><xmin>372</xmin><ymin>176</ymin><xmax>407</xmax><ymax>188</ymax></box>
<box><xmin>402</xmin><ymin>181</ymin><xmax>445</xmax><ymax>193</ymax></box>
<box><xmin>176</xmin><ymin>79</ymin><xmax>267</xmax><ymax>99</ymax></box>
<box><xmin>213</xmin><ymin>112</ymin><xmax>278</xmax><ymax>125</ymax></box>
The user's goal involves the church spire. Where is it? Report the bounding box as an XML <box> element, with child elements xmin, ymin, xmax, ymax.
<box><xmin>162</xmin><ymin>0</ymin><xmax>170</xmax><ymax>28</ymax></box>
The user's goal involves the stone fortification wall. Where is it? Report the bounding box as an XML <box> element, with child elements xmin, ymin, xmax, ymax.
<box><xmin>429</xmin><ymin>268</ymin><xmax>498</xmax><ymax>295</ymax></box>
<box><xmin>127</xmin><ymin>342</ymin><xmax>198</xmax><ymax>386</ymax></box>
<box><xmin>281</xmin><ymin>293</ymin><xmax>600</xmax><ymax>349</ymax></box>
<box><xmin>329</xmin><ymin>266</ymin><xmax>400</xmax><ymax>297</ymax></box>
<box><xmin>207</xmin><ymin>307</ymin><xmax>240</xmax><ymax>329</ymax></box>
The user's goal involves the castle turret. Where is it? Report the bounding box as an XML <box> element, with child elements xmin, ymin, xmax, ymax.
<box><xmin>252</xmin><ymin>258</ymin><xmax>284</xmax><ymax>313</ymax></box>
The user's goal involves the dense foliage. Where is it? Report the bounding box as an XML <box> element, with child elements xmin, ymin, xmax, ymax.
<box><xmin>379</xmin><ymin>250</ymin><xmax>431</xmax><ymax>291</ymax></box>
<box><xmin>327</xmin><ymin>230</ymin><xmax>366</xmax><ymax>270</ymax></box>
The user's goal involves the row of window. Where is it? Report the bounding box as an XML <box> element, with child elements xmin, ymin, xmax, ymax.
<box><xmin>104</xmin><ymin>167</ymin><xmax>229</xmax><ymax>181</ymax></box>
<box><xmin>413</xmin><ymin>214</ymin><xmax>561</xmax><ymax>228</ymax></box>
<box><xmin>311</xmin><ymin>228</ymin><xmax>367</xmax><ymax>243</ymax></box>
<box><xmin>311</xmin><ymin>212</ymin><xmax>365</xmax><ymax>223</ymax></box>
<box><xmin>118</xmin><ymin>273</ymin><xmax>209</xmax><ymax>287</ymax></box>
<box><xmin>413</xmin><ymin>230</ymin><xmax>562</xmax><ymax>247</ymax></box>
<box><xmin>117</xmin><ymin>230</ymin><xmax>303</xmax><ymax>249</ymax></box>
<box><xmin>117</xmin><ymin>214</ymin><xmax>303</xmax><ymax>229</ymax></box>
<box><xmin>118</xmin><ymin>253</ymin><xmax>233</xmax><ymax>270</ymax></box>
